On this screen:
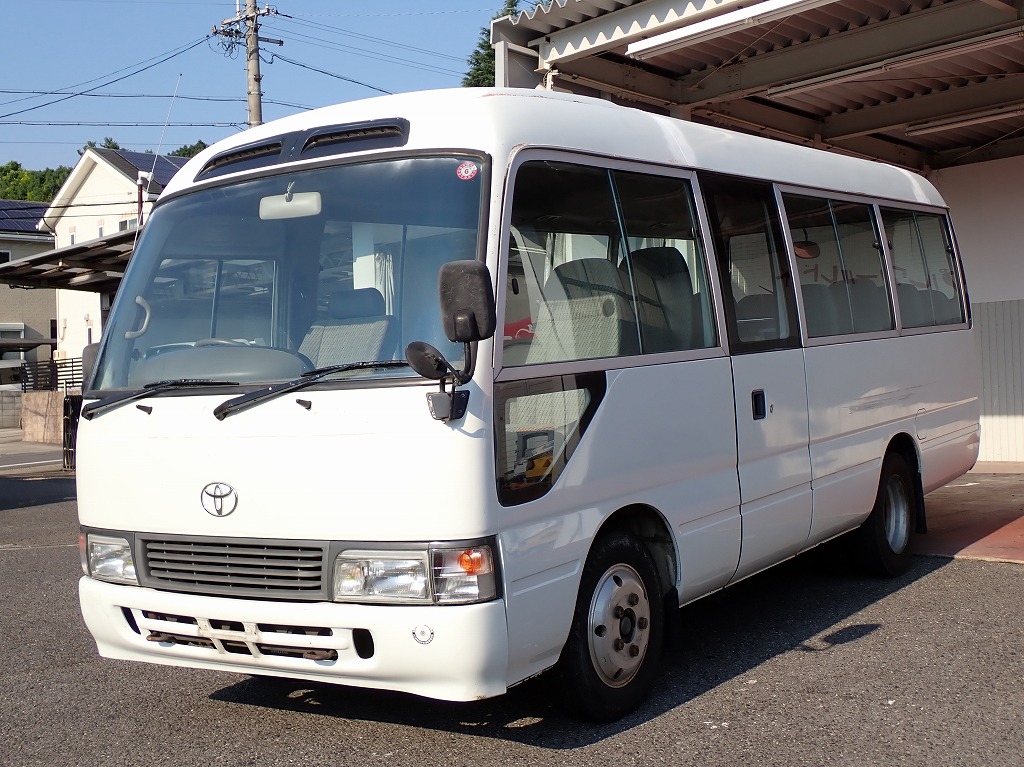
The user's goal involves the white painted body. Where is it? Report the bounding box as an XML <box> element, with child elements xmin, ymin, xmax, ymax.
<box><xmin>77</xmin><ymin>89</ymin><xmax>980</xmax><ymax>702</ymax></box>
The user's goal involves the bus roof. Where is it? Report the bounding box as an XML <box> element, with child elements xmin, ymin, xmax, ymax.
<box><xmin>165</xmin><ymin>88</ymin><xmax>945</xmax><ymax>208</ymax></box>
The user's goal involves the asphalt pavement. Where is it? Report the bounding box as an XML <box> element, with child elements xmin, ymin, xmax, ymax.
<box><xmin>0</xmin><ymin>427</ymin><xmax>1022</xmax><ymax>766</ymax></box>
<box><xmin>0</xmin><ymin>427</ymin><xmax>63</xmax><ymax>476</ymax></box>
<box><xmin>0</xmin><ymin>487</ymin><xmax>1021</xmax><ymax>766</ymax></box>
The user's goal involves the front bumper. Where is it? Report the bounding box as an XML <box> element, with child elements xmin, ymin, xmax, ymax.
<box><xmin>79</xmin><ymin>577</ymin><xmax>510</xmax><ymax>702</ymax></box>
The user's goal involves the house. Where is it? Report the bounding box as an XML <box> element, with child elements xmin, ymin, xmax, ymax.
<box><xmin>0</xmin><ymin>149</ymin><xmax>186</xmax><ymax>433</ymax></box>
<box><xmin>36</xmin><ymin>148</ymin><xmax>189</xmax><ymax>359</ymax></box>
<box><xmin>0</xmin><ymin>200</ymin><xmax>54</xmax><ymax>427</ymax></box>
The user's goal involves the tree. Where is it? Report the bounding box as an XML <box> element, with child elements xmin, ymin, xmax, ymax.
<box><xmin>463</xmin><ymin>0</ymin><xmax>520</xmax><ymax>87</ymax></box>
<box><xmin>79</xmin><ymin>137</ymin><xmax>122</xmax><ymax>157</ymax></box>
<box><xmin>169</xmin><ymin>140</ymin><xmax>209</xmax><ymax>159</ymax></box>
<box><xmin>0</xmin><ymin>160</ymin><xmax>72</xmax><ymax>202</ymax></box>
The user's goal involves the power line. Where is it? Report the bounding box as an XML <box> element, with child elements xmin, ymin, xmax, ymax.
<box><xmin>269</xmin><ymin>23</ymin><xmax>464</xmax><ymax>77</ymax></box>
<box><xmin>0</xmin><ymin>37</ymin><xmax>213</xmax><ymax>110</ymax></box>
<box><xmin>0</xmin><ymin>37</ymin><xmax>211</xmax><ymax>120</ymax></box>
<box><xmin>268</xmin><ymin>54</ymin><xmax>393</xmax><ymax>96</ymax></box>
<box><xmin>0</xmin><ymin>90</ymin><xmax>246</xmax><ymax>104</ymax></box>
<box><xmin>0</xmin><ymin>121</ymin><xmax>244</xmax><ymax>128</ymax></box>
<box><xmin>274</xmin><ymin>16</ymin><xmax>466</xmax><ymax>63</ymax></box>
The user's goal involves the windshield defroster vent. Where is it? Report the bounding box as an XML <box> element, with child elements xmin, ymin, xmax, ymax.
<box><xmin>196</xmin><ymin>139</ymin><xmax>287</xmax><ymax>180</ymax></box>
<box><xmin>195</xmin><ymin>118</ymin><xmax>411</xmax><ymax>181</ymax></box>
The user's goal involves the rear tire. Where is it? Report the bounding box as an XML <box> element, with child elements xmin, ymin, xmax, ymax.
<box><xmin>857</xmin><ymin>452</ymin><xmax>917</xmax><ymax>576</ymax></box>
<box><xmin>556</xmin><ymin>531</ymin><xmax>664</xmax><ymax>722</ymax></box>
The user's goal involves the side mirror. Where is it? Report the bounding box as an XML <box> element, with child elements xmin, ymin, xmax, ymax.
<box><xmin>82</xmin><ymin>342</ymin><xmax>101</xmax><ymax>389</ymax></box>
<box><xmin>439</xmin><ymin>260</ymin><xmax>496</xmax><ymax>343</ymax></box>
<box><xmin>405</xmin><ymin>340</ymin><xmax>452</xmax><ymax>381</ymax></box>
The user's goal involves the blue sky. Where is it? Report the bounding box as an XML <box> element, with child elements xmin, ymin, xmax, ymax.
<box><xmin>0</xmin><ymin>0</ymin><xmax>503</xmax><ymax>170</ymax></box>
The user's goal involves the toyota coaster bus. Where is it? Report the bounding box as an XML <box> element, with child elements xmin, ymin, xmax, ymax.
<box><xmin>77</xmin><ymin>88</ymin><xmax>979</xmax><ymax>721</ymax></box>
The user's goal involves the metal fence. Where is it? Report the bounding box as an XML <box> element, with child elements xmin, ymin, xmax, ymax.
<box><xmin>63</xmin><ymin>394</ymin><xmax>83</xmax><ymax>471</ymax></box>
<box><xmin>20</xmin><ymin>358</ymin><xmax>83</xmax><ymax>392</ymax></box>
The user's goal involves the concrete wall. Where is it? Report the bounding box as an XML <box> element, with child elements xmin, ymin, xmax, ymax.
<box><xmin>0</xmin><ymin>390</ymin><xmax>21</xmax><ymax>428</ymax></box>
<box><xmin>930</xmin><ymin>157</ymin><xmax>1024</xmax><ymax>461</ymax></box>
<box><xmin>20</xmin><ymin>390</ymin><xmax>66</xmax><ymax>444</ymax></box>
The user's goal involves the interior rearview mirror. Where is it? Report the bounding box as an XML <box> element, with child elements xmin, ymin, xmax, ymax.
<box><xmin>439</xmin><ymin>260</ymin><xmax>496</xmax><ymax>343</ymax></box>
<box><xmin>259</xmin><ymin>191</ymin><xmax>321</xmax><ymax>220</ymax></box>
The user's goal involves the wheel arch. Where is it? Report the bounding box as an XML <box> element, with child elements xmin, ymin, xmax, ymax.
<box><xmin>885</xmin><ymin>432</ymin><xmax>927</xmax><ymax>533</ymax></box>
<box><xmin>592</xmin><ymin>504</ymin><xmax>677</xmax><ymax>601</ymax></box>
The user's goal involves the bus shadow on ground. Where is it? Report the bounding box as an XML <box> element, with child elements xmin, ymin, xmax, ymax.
<box><xmin>0</xmin><ymin>475</ymin><xmax>77</xmax><ymax>511</ymax></box>
<box><xmin>210</xmin><ymin>544</ymin><xmax>948</xmax><ymax>748</ymax></box>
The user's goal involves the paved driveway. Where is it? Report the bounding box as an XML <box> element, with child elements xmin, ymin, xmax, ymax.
<box><xmin>1</xmin><ymin>474</ymin><xmax>1021</xmax><ymax>767</ymax></box>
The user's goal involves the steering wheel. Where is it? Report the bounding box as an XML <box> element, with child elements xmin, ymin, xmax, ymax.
<box><xmin>194</xmin><ymin>338</ymin><xmax>248</xmax><ymax>347</ymax></box>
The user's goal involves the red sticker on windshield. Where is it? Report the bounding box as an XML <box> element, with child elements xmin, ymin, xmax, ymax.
<box><xmin>456</xmin><ymin>161</ymin><xmax>479</xmax><ymax>181</ymax></box>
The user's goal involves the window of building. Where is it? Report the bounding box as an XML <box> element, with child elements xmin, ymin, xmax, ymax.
<box><xmin>0</xmin><ymin>250</ymin><xmax>10</xmax><ymax>264</ymax></box>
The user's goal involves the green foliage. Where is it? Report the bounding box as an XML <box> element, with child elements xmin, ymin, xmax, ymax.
<box><xmin>463</xmin><ymin>0</ymin><xmax>520</xmax><ymax>88</ymax></box>
<box><xmin>0</xmin><ymin>161</ymin><xmax>72</xmax><ymax>202</ymax></box>
<box><xmin>79</xmin><ymin>136</ymin><xmax>122</xmax><ymax>156</ymax></box>
<box><xmin>168</xmin><ymin>140</ymin><xmax>209</xmax><ymax>159</ymax></box>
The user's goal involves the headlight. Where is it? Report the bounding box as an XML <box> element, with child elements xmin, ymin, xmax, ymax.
<box><xmin>332</xmin><ymin>543</ymin><xmax>498</xmax><ymax>604</ymax></box>
<box><xmin>86</xmin><ymin>534</ymin><xmax>138</xmax><ymax>585</ymax></box>
<box><xmin>333</xmin><ymin>551</ymin><xmax>430</xmax><ymax>603</ymax></box>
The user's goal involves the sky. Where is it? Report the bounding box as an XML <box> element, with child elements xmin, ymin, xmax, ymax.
<box><xmin>0</xmin><ymin>0</ymin><xmax>506</xmax><ymax>170</ymax></box>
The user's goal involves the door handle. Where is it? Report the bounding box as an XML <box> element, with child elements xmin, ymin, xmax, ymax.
<box><xmin>752</xmin><ymin>389</ymin><xmax>767</xmax><ymax>420</ymax></box>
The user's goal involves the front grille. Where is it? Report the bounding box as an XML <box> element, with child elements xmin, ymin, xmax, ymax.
<box><xmin>137</xmin><ymin>536</ymin><xmax>328</xmax><ymax>600</ymax></box>
<box><xmin>131</xmin><ymin>609</ymin><xmax>361</xmax><ymax>662</ymax></box>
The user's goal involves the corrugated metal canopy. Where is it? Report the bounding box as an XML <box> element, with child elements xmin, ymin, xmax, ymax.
<box><xmin>494</xmin><ymin>0</ymin><xmax>1024</xmax><ymax>170</ymax></box>
<box><xmin>0</xmin><ymin>338</ymin><xmax>56</xmax><ymax>354</ymax></box>
<box><xmin>0</xmin><ymin>228</ymin><xmax>136</xmax><ymax>294</ymax></box>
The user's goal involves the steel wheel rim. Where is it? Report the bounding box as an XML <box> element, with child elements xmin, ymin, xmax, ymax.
<box><xmin>587</xmin><ymin>563</ymin><xmax>651</xmax><ymax>689</ymax></box>
<box><xmin>884</xmin><ymin>474</ymin><xmax>911</xmax><ymax>553</ymax></box>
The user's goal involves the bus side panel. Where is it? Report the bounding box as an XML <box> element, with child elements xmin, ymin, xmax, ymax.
<box><xmin>917</xmin><ymin>329</ymin><xmax>982</xmax><ymax>494</ymax></box>
<box><xmin>804</xmin><ymin>330</ymin><xmax>980</xmax><ymax>543</ymax></box>
<box><xmin>499</xmin><ymin>358</ymin><xmax>740</xmax><ymax>688</ymax></box>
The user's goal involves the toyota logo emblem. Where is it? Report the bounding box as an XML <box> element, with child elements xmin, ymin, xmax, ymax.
<box><xmin>201</xmin><ymin>483</ymin><xmax>238</xmax><ymax>517</ymax></box>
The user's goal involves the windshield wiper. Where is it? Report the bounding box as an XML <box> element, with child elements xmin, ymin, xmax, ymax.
<box><xmin>212</xmin><ymin>360</ymin><xmax>409</xmax><ymax>421</ymax></box>
<box><xmin>81</xmin><ymin>379</ymin><xmax>240</xmax><ymax>421</ymax></box>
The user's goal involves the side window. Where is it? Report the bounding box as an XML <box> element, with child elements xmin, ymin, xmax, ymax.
<box><xmin>614</xmin><ymin>170</ymin><xmax>717</xmax><ymax>352</ymax></box>
<box><xmin>699</xmin><ymin>173</ymin><xmax>799</xmax><ymax>351</ymax></box>
<box><xmin>503</xmin><ymin>161</ymin><xmax>635</xmax><ymax>366</ymax></box>
<box><xmin>881</xmin><ymin>208</ymin><xmax>965</xmax><ymax>328</ymax></box>
<box><xmin>783</xmin><ymin>194</ymin><xmax>893</xmax><ymax>337</ymax></box>
<box><xmin>494</xmin><ymin>373</ymin><xmax>605</xmax><ymax>506</ymax></box>
<box><xmin>502</xmin><ymin>161</ymin><xmax>719</xmax><ymax>367</ymax></box>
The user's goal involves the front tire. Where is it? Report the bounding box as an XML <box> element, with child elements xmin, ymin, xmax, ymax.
<box><xmin>557</xmin><ymin>531</ymin><xmax>664</xmax><ymax>721</ymax></box>
<box><xmin>857</xmin><ymin>452</ymin><xmax>918</xmax><ymax>576</ymax></box>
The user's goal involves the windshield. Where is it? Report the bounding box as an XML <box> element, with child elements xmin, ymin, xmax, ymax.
<box><xmin>92</xmin><ymin>155</ymin><xmax>485</xmax><ymax>391</ymax></box>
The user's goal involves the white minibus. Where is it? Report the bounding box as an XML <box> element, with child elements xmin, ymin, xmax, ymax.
<box><xmin>77</xmin><ymin>88</ymin><xmax>979</xmax><ymax>721</ymax></box>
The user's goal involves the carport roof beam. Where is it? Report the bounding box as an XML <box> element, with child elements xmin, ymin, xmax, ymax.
<box><xmin>764</xmin><ymin>26</ymin><xmax>1024</xmax><ymax>100</ymax></box>
<box><xmin>906</xmin><ymin>103</ymin><xmax>1024</xmax><ymax>137</ymax></box>
<box><xmin>626</xmin><ymin>0</ymin><xmax>840</xmax><ymax>60</ymax></box>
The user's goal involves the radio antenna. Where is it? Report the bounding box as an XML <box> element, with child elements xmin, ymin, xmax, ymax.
<box><xmin>135</xmin><ymin>73</ymin><xmax>182</xmax><ymax>237</ymax></box>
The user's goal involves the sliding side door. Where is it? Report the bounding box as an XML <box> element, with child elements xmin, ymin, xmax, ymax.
<box><xmin>700</xmin><ymin>174</ymin><xmax>813</xmax><ymax>581</ymax></box>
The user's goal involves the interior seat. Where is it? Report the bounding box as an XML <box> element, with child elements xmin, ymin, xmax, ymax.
<box><xmin>298</xmin><ymin>287</ymin><xmax>396</xmax><ymax>366</ymax></box>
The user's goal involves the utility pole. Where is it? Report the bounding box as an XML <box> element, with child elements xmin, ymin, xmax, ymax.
<box><xmin>213</xmin><ymin>1</ymin><xmax>283</xmax><ymax>128</ymax></box>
